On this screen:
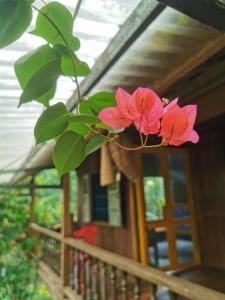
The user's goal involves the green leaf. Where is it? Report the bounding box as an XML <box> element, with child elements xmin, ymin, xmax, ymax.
<box><xmin>0</xmin><ymin>0</ymin><xmax>32</xmax><ymax>48</ymax></box>
<box><xmin>55</xmin><ymin>45</ymin><xmax>90</xmax><ymax>77</ymax></box>
<box><xmin>53</xmin><ymin>131</ymin><xmax>86</xmax><ymax>176</ymax></box>
<box><xmin>14</xmin><ymin>44</ymin><xmax>60</xmax><ymax>106</ymax></box>
<box><xmin>20</xmin><ymin>60</ymin><xmax>61</xmax><ymax>105</ymax></box>
<box><xmin>34</xmin><ymin>102</ymin><xmax>71</xmax><ymax>144</ymax></box>
<box><xmin>79</xmin><ymin>92</ymin><xmax>116</xmax><ymax>116</ymax></box>
<box><xmin>36</xmin><ymin>84</ymin><xmax>57</xmax><ymax>107</ymax></box>
<box><xmin>69</xmin><ymin>115</ymin><xmax>96</xmax><ymax>124</ymax></box>
<box><xmin>85</xmin><ymin>135</ymin><xmax>108</xmax><ymax>156</ymax></box>
<box><xmin>66</xmin><ymin>123</ymin><xmax>90</xmax><ymax>137</ymax></box>
<box><xmin>31</xmin><ymin>2</ymin><xmax>80</xmax><ymax>51</ymax></box>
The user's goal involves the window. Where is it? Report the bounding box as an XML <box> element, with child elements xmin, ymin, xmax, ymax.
<box><xmin>142</xmin><ymin>153</ymin><xmax>166</xmax><ymax>222</ymax></box>
<box><xmin>82</xmin><ymin>172</ymin><xmax>123</xmax><ymax>226</ymax></box>
<box><xmin>92</xmin><ymin>173</ymin><xmax>109</xmax><ymax>222</ymax></box>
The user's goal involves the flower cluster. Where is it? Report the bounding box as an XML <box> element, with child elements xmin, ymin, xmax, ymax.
<box><xmin>98</xmin><ymin>87</ymin><xmax>199</xmax><ymax>146</ymax></box>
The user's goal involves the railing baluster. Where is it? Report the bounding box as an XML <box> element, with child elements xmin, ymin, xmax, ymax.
<box><xmin>52</xmin><ymin>239</ymin><xmax>55</xmax><ymax>272</ymax></box>
<box><xmin>69</xmin><ymin>248</ymin><xmax>74</xmax><ymax>289</ymax></box>
<box><xmin>148</xmin><ymin>283</ymin><xmax>156</xmax><ymax>300</ymax></box>
<box><xmin>50</xmin><ymin>239</ymin><xmax>54</xmax><ymax>270</ymax></box>
<box><xmin>57</xmin><ymin>241</ymin><xmax>61</xmax><ymax>274</ymax></box>
<box><xmin>72</xmin><ymin>249</ymin><xmax>76</xmax><ymax>289</ymax></box>
<box><xmin>134</xmin><ymin>277</ymin><xmax>141</xmax><ymax>300</ymax></box>
<box><xmin>100</xmin><ymin>262</ymin><xmax>107</xmax><ymax>300</ymax></box>
<box><xmin>121</xmin><ymin>271</ymin><xmax>128</xmax><ymax>300</ymax></box>
<box><xmin>46</xmin><ymin>238</ymin><xmax>49</xmax><ymax>264</ymax></box>
<box><xmin>44</xmin><ymin>236</ymin><xmax>47</xmax><ymax>262</ymax></box>
<box><xmin>74</xmin><ymin>250</ymin><xmax>80</xmax><ymax>294</ymax></box>
<box><xmin>92</xmin><ymin>259</ymin><xmax>99</xmax><ymax>300</ymax></box>
<box><xmin>85</xmin><ymin>254</ymin><xmax>92</xmax><ymax>300</ymax></box>
<box><xmin>80</xmin><ymin>252</ymin><xmax>86</xmax><ymax>296</ymax></box>
<box><xmin>110</xmin><ymin>266</ymin><xmax>116</xmax><ymax>300</ymax></box>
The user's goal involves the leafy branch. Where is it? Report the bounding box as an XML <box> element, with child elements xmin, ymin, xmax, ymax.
<box><xmin>0</xmin><ymin>0</ymin><xmax>199</xmax><ymax>177</ymax></box>
<box><xmin>32</xmin><ymin>4</ymin><xmax>81</xmax><ymax>101</ymax></box>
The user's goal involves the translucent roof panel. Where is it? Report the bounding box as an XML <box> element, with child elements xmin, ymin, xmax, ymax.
<box><xmin>0</xmin><ymin>0</ymin><xmax>140</xmax><ymax>182</ymax></box>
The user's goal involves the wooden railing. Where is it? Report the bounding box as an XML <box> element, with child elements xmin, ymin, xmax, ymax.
<box><xmin>65</xmin><ymin>238</ymin><xmax>225</xmax><ymax>300</ymax></box>
<box><xmin>30</xmin><ymin>223</ymin><xmax>61</xmax><ymax>276</ymax></box>
<box><xmin>30</xmin><ymin>223</ymin><xmax>225</xmax><ymax>300</ymax></box>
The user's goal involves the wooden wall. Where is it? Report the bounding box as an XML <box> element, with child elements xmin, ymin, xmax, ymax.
<box><xmin>189</xmin><ymin>128</ymin><xmax>225</xmax><ymax>269</ymax></box>
<box><xmin>77</xmin><ymin>151</ymin><xmax>139</xmax><ymax>260</ymax></box>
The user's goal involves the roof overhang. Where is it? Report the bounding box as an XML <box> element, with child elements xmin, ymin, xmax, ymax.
<box><xmin>11</xmin><ymin>0</ymin><xmax>225</xmax><ymax>181</ymax></box>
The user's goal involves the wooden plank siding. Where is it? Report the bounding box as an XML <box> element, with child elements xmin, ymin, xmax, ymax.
<box><xmin>189</xmin><ymin>130</ymin><xmax>225</xmax><ymax>270</ymax></box>
<box><xmin>77</xmin><ymin>151</ymin><xmax>139</xmax><ymax>260</ymax></box>
<box><xmin>165</xmin><ymin>48</ymin><xmax>225</xmax><ymax>125</ymax></box>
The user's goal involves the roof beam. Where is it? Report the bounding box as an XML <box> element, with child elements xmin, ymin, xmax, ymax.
<box><xmin>0</xmin><ymin>165</ymin><xmax>54</xmax><ymax>175</ymax></box>
<box><xmin>156</xmin><ymin>0</ymin><xmax>225</xmax><ymax>33</ymax></box>
<box><xmin>0</xmin><ymin>184</ymin><xmax>61</xmax><ymax>189</ymax></box>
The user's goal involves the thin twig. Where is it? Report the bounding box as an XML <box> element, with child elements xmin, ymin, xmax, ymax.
<box><xmin>139</xmin><ymin>131</ymin><xmax>144</xmax><ymax>145</ymax></box>
<box><xmin>87</xmin><ymin>125</ymin><xmax>112</xmax><ymax>140</ymax></box>
<box><xmin>73</xmin><ymin>0</ymin><xmax>83</xmax><ymax>22</ymax></box>
<box><xmin>144</xmin><ymin>135</ymin><xmax>149</xmax><ymax>145</ymax></box>
<box><xmin>112</xmin><ymin>139</ymin><xmax>162</xmax><ymax>151</ymax></box>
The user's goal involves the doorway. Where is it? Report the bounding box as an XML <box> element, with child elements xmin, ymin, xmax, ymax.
<box><xmin>138</xmin><ymin>149</ymin><xmax>200</xmax><ymax>270</ymax></box>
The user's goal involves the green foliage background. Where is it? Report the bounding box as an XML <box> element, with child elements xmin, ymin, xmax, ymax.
<box><xmin>34</xmin><ymin>169</ymin><xmax>77</xmax><ymax>228</ymax></box>
<box><xmin>0</xmin><ymin>185</ymin><xmax>52</xmax><ymax>299</ymax></box>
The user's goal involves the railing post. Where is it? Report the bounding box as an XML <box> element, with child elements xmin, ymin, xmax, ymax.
<box><xmin>29</xmin><ymin>175</ymin><xmax>36</xmax><ymax>224</ymax></box>
<box><xmin>61</xmin><ymin>173</ymin><xmax>73</xmax><ymax>290</ymax></box>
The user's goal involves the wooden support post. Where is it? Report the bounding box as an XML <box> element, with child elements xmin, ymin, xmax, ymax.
<box><xmin>135</xmin><ymin>155</ymin><xmax>148</xmax><ymax>265</ymax></box>
<box><xmin>61</xmin><ymin>173</ymin><xmax>73</xmax><ymax>289</ymax></box>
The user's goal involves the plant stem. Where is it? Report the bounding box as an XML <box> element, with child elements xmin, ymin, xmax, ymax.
<box><xmin>32</xmin><ymin>4</ymin><xmax>82</xmax><ymax>104</ymax></box>
<box><xmin>139</xmin><ymin>131</ymin><xmax>144</xmax><ymax>145</ymax></box>
<box><xmin>87</xmin><ymin>125</ymin><xmax>162</xmax><ymax>151</ymax></box>
<box><xmin>112</xmin><ymin>139</ymin><xmax>162</xmax><ymax>151</ymax></box>
<box><xmin>87</xmin><ymin>125</ymin><xmax>112</xmax><ymax>140</ymax></box>
<box><xmin>32</xmin><ymin>5</ymin><xmax>68</xmax><ymax>46</ymax></box>
<box><xmin>144</xmin><ymin>134</ymin><xmax>149</xmax><ymax>145</ymax></box>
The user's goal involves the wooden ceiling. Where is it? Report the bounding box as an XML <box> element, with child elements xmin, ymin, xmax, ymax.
<box><xmin>89</xmin><ymin>7</ymin><xmax>225</xmax><ymax>97</ymax></box>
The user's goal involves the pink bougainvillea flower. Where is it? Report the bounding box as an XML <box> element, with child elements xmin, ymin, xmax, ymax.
<box><xmin>134</xmin><ymin>87</ymin><xmax>162</xmax><ymax>114</ymax></box>
<box><xmin>160</xmin><ymin>99</ymin><xmax>199</xmax><ymax>146</ymax></box>
<box><xmin>98</xmin><ymin>87</ymin><xmax>163</xmax><ymax>134</ymax></box>
<box><xmin>115</xmin><ymin>87</ymin><xmax>138</xmax><ymax>119</ymax></box>
<box><xmin>133</xmin><ymin>87</ymin><xmax>163</xmax><ymax>135</ymax></box>
<box><xmin>98</xmin><ymin>87</ymin><xmax>135</xmax><ymax>129</ymax></box>
<box><xmin>134</xmin><ymin>113</ymin><xmax>161</xmax><ymax>135</ymax></box>
<box><xmin>98</xmin><ymin>106</ymin><xmax>132</xmax><ymax>129</ymax></box>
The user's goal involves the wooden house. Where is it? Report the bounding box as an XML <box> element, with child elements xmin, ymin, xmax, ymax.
<box><xmin>8</xmin><ymin>0</ymin><xmax>225</xmax><ymax>299</ymax></box>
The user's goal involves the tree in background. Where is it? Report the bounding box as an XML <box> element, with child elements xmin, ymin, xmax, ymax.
<box><xmin>34</xmin><ymin>169</ymin><xmax>78</xmax><ymax>229</ymax></box>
